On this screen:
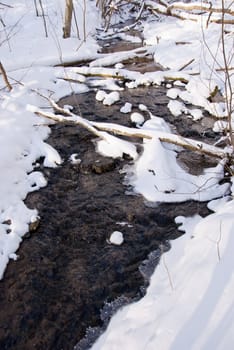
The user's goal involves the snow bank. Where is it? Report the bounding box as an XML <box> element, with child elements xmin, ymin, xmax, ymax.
<box><xmin>1</xmin><ymin>0</ymin><xmax>99</xmax><ymax>71</ymax></box>
<box><xmin>125</xmin><ymin>114</ymin><xmax>229</xmax><ymax>202</ymax></box>
<box><xmin>92</xmin><ymin>199</ymin><xmax>234</xmax><ymax>350</ymax></box>
<box><xmin>0</xmin><ymin>86</ymin><xmax>61</xmax><ymax>278</ymax></box>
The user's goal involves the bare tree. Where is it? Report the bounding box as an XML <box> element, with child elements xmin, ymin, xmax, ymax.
<box><xmin>63</xmin><ymin>0</ymin><xmax>74</xmax><ymax>38</ymax></box>
<box><xmin>221</xmin><ymin>0</ymin><xmax>234</xmax><ymax>149</ymax></box>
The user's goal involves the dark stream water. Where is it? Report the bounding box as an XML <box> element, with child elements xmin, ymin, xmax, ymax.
<box><xmin>0</xmin><ymin>42</ymin><xmax>217</xmax><ymax>349</ymax></box>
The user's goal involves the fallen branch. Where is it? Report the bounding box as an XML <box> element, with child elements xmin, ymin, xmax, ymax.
<box><xmin>26</xmin><ymin>86</ymin><xmax>231</xmax><ymax>167</ymax></box>
<box><xmin>91</xmin><ymin>121</ymin><xmax>152</xmax><ymax>139</ymax></box>
<box><xmin>167</xmin><ymin>2</ymin><xmax>234</xmax><ymax>17</ymax></box>
<box><xmin>146</xmin><ymin>1</ymin><xmax>234</xmax><ymax>24</ymax></box>
<box><xmin>92</xmin><ymin>121</ymin><xmax>228</xmax><ymax>160</ymax></box>
<box><xmin>68</xmin><ymin>66</ymin><xmax>189</xmax><ymax>85</ymax></box>
<box><xmin>36</xmin><ymin>108</ymin><xmax>229</xmax><ymax>160</ymax></box>
<box><xmin>158</xmin><ymin>134</ymin><xmax>228</xmax><ymax>160</ymax></box>
<box><xmin>35</xmin><ymin>109</ymin><xmax>106</xmax><ymax>139</ymax></box>
<box><xmin>59</xmin><ymin>66</ymin><xmax>138</xmax><ymax>82</ymax></box>
<box><xmin>54</xmin><ymin>58</ymin><xmax>94</xmax><ymax>67</ymax></box>
<box><xmin>33</xmin><ymin>94</ymin><xmax>229</xmax><ymax>163</ymax></box>
<box><xmin>179</xmin><ymin>59</ymin><xmax>195</xmax><ymax>71</ymax></box>
<box><xmin>208</xmin><ymin>18</ymin><xmax>234</xmax><ymax>25</ymax></box>
<box><xmin>89</xmin><ymin>45</ymin><xmax>156</xmax><ymax>68</ymax></box>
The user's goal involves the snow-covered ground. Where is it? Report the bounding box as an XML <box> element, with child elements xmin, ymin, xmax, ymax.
<box><xmin>1</xmin><ymin>1</ymin><xmax>234</xmax><ymax>349</ymax></box>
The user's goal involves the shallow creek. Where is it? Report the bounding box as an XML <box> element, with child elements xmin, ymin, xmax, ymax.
<box><xmin>0</xmin><ymin>38</ymin><xmax>218</xmax><ymax>350</ymax></box>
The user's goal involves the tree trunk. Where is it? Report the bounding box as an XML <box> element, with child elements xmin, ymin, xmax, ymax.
<box><xmin>63</xmin><ymin>0</ymin><xmax>73</xmax><ymax>38</ymax></box>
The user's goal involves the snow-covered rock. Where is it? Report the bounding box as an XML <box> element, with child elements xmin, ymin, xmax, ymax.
<box><xmin>103</xmin><ymin>91</ymin><xmax>120</xmax><ymax>106</ymax></box>
<box><xmin>109</xmin><ymin>231</ymin><xmax>124</xmax><ymax>245</ymax></box>
<box><xmin>96</xmin><ymin>90</ymin><xmax>107</xmax><ymax>102</ymax></box>
<box><xmin>130</xmin><ymin>112</ymin><xmax>145</xmax><ymax>125</ymax></box>
<box><xmin>120</xmin><ymin>102</ymin><xmax>132</xmax><ymax>114</ymax></box>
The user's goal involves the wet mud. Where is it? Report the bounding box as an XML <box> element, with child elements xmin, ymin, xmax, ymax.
<box><xmin>0</xmin><ymin>84</ymin><xmax>215</xmax><ymax>350</ymax></box>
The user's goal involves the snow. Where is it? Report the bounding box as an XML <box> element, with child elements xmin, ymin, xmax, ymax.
<box><xmin>166</xmin><ymin>88</ymin><xmax>180</xmax><ymax>99</ymax></box>
<box><xmin>96</xmin><ymin>133</ymin><xmax>138</xmax><ymax>160</ymax></box>
<box><xmin>69</xmin><ymin>153</ymin><xmax>81</xmax><ymax>165</ymax></box>
<box><xmin>1</xmin><ymin>0</ymin><xmax>99</xmax><ymax>71</ymax></box>
<box><xmin>103</xmin><ymin>91</ymin><xmax>120</xmax><ymax>106</ymax></box>
<box><xmin>120</xmin><ymin>102</ymin><xmax>132</xmax><ymax>114</ymax></box>
<box><xmin>95</xmin><ymin>90</ymin><xmax>120</xmax><ymax>105</ymax></box>
<box><xmin>130</xmin><ymin>112</ymin><xmax>145</xmax><ymax>125</ymax></box>
<box><xmin>168</xmin><ymin>99</ymin><xmax>188</xmax><ymax>117</ymax></box>
<box><xmin>138</xmin><ymin>103</ymin><xmax>148</xmax><ymax>112</ymax></box>
<box><xmin>188</xmin><ymin>108</ymin><xmax>203</xmax><ymax>121</ymax></box>
<box><xmin>1</xmin><ymin>1</ymin><xmax>234</xmax><ymax>349</ymax></box>
<box><xmin>125</xmin><ymin>114</ymin><xmax>229</xmax><ymax>202</ymax></box>
<box><xmin>96</xmin><ymin>90</ymin><xmax>107</xmax><ymax>102</ymax></box>
<box><xmin>115</xmin><ymin>63</ymin><xmax>124</xmax><ymax>69</ymax></box>
<box><xmin>168</xmin><ymin>100</ymin><xmax>203</xmax><ymax>121</ymax></box>
<box><xmin>109</xmin><ymin>231</ymin><xmax>124</xmax><ymax>246</ymax></box>
<box><xmin>92</xmin><ymin>205</ymin><xmax>234</xmax><ymax>350</ymax></box>
<box><xmin>63</xmin><ymin>104</ymin><xmax>74</xmax><ymax>111</ymax></box>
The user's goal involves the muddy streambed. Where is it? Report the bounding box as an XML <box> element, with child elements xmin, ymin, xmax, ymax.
<box><xmin>0</xmin><ymin>81</ymin><xmax>216</xmax><ymax>350</ymax></box>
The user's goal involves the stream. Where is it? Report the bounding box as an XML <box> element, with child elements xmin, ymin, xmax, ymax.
<box><xmin>0</xmin><ymin>36</ymin><xmax>217</xmax><ymax>350</ymax></box>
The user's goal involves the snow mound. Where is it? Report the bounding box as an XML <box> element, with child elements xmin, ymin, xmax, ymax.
<box><xmin>109</xmin><ymin>231</ymin><xmax>124</xmax><ymax>245</ymax></box>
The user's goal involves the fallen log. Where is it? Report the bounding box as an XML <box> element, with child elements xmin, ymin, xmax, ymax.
<box><xmin>33</xmin><ymin>97</ymin><xmax>230</xmax><ymax>163</ymax></box>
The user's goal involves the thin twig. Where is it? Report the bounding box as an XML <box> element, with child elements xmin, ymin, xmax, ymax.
<box><xmin>72</xmin><ymin>4</ymin><xmax>80</xmax><ymax>40</ymax></box>
<box><xmin>162</xmin><ymin>253</ymin><xmax>174</xmax><ymax>290</ymax></box>
<box><xmin>33</xmin><ymin>0</ymin><xmax>39</xmax><ymax>16</ymax></box>
<box><xmin>221</xmin><ymin>0</ymin><xmax>234</xmax><ymax>149</ymax></box>
<box><xmin>0</xmin><ymin>2</ymin><xmax>13</xmax><ymax>8</ymax></box>
<box><xmin>136</xmin><ymin>0</ymin><xmax>145</xmax><ymax>21</ymax></box>
<box><xmin>0</xmin><ymin>61</ymin><xmax>12</xmax><ymax>91</ymax></box>
<box><xmin>179</xmin><ymin>59</ymin><xmax>195</xmax><ymax>71</ymax></box>
<box><xmin>217</xmin><ymin>220</ymin><xmax>222</xmax><ymax>261</ymax></box>
<box><xmin>38</xmin><ymin>0</ymin><xmax>48</xmax><ymax>37</ymax></box>
<box><xmin>83</xmin><ymin>0</ymin><xmax>87</xmax><ymax>41</ymax></box>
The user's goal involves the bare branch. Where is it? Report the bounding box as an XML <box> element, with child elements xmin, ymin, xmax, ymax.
<box><xmin>146</xmin><ymin>1</ymin><xmax>234</xmax><ymax>24</ymax></box>
<box><xmin>38</xmin><ymin>0</ymin><xmax>48</xmax><ymax>37</ymax></box>
<box><xmin>179</xmin><ymin>59</ymin><xmax>195</xmax><ymax>72</ymax></box>
<box><xmin>0</xmin><ymin>61</ymin><xmax>12</xmax><ymax>91</ymax></box>
<box><xmin>158</xmin><ymin>135</ymin><xmax>227</xmax><ymax>160</ymax></box>
<box><xmin>167</xmin><ymin>2</ymin><xmax>234</xmax><ymax>17</ymax></box>
<box><xmin>33</xmin><ymin>0</ymin><xmax>39</xmax><ymax>16</ymax></box>
<box><xmin>217</xmin><ymin>220</ymin><xmax>222</xmax><ymax>261</ymax></box>
<box><xmin>32</xmin><ymin>93</ymin><xmax>229</xmax><ymax>162</ymax></box>
<box><xmin>92</xmin><ymin>121</ymin><xmax>228</xmax><ymax>160</ymax></box>
<box><xmin>221</xmin><ymin>0</ymin><xmax>234</xmax><ymax>149</ymax></box>
<box><xmin>0</xmin><ymin>2</ymin><xmax>13</xmax><ymax>8</ymax></box>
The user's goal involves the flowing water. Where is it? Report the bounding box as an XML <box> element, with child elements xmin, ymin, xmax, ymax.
<box><xmin>0</xmin><ymin>37</ymin><xmax>218</xmax><ymax>350</ymax></box>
